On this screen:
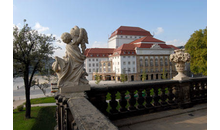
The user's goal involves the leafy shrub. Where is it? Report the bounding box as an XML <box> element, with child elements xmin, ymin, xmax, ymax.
<box><xmin>17</xmin><ymin>105</ymin><xmax>24</xmax><ymax>111</ymax></box>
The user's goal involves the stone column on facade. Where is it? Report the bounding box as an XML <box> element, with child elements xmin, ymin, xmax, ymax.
<box><xmin>137</xmin><ymin>56</ymin><xmax>140</xmax><ymax>73</ymax></box>
<box><xmin>148</xmin><ymin>74</ymin><xmax>151</xmax><ymax>80</ymax></box>
<box><xmin>170</xmin><ymin>49</ymin><xmax>190</xmax><ymax>80</ymax></box>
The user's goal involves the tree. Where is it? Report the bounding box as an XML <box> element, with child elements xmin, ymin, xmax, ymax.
<box><xmin>141</xmin><ymin>67</ymin><xmax>146</xmax><ymax>81</ymax></box>
<box><xmin>161</xmin><ymin>67</ymin><xmax>166</xmax><ymax>79</ymax></box>
<box><xmin>185</xmin><ymin>27</ymin><xmax>207</xmax><ymax>75</ymax></box>
<box><xmin>95</xmin><ymin>71</ymin><xmax>101</xmax><ymax>84</ymax></box>
<box><xmin>13</xmin><ymin>19</ymin><xmax>56</xmax><ymax>118</ymax></box>
<box><xmin>120</xmin><ymin>69</ymin><xmax>126</xmax><ymax>82</ymax></box>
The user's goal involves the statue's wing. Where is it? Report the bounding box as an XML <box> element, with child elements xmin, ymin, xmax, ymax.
<box><xmin>82</xmin><ymin>28</ymin><xmax>89</xmax><ymax>44</ymax></box>
<box><xmin>76</xmin><ymin>28</ymin><xmax>89</xmax><ymax>44</ymax></box>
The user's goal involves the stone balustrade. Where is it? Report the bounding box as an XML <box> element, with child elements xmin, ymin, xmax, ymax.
<box><xmin>54</xmin><ymin>77</ymin><xmax>207</xmax><ymax>129</ymax></box>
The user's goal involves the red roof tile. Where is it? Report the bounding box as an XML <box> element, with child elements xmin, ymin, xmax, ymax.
<box><xmin>109</xmin><ymin>26</ymin><xmax>153</xmax><ymax>39</ymax></box>
<box><xmin>113</xmin><ymin>44</ymin><xmax>136</xmax><ymax>55</ymax></box>
<box><xmin>84</xmin><ymin>48</ymin><xmax>115</xmax><ymax>57</ymax></box>
<box><xmin>129</xmin><ymin>36</ymin><xmax>165</xmax><ymax>44</ymax></box>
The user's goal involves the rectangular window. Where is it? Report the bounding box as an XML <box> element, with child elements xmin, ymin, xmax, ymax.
<box><xmin>89</xmin><ymin>69</ymin><xmax>91</xmax><ymax>72</ymax></box>
<box><xmin>133</xmin><ymin>67</ymin><xmax>135</xmax><ymax>72</ymax></box>
<box><xmin>96</xmin><ymin>63</ymin><xmax>98</xmax><ymax>67</ymax></box>
<box><xmin>128</xmin><ymin>61</ymin><xmax>130</xmax><ymax>65</ymax></box>
<box><xmin>89</xmin><ymin>64</ymin><xmax>91</xmax><ymax>67</ymax></box>
<box><xmin>123</xmin><ymin>62</ymin><xmax>126</xmax><ymax>65</ymax></box>
<box><xmin>89</xmin><ymin>59</ymin><xmax>91</xmax><ymax>61</ymax></box>
<box><xmin>133</xmin><ymin>61</ymin><xmax>135</xmax><ymax>65</ymax></box>
<box><xmin>96</xmin><ymin>59</ymin><xmax>98</xmax><ymax>61</ymax></box>
<box><xmin>93</xmin><ymin>63</ymin><xmax>95</xmax><ymax>67</ymax></box>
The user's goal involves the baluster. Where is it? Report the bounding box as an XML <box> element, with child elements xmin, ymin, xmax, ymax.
<box><xmin>167</xmin><ymin>86</ymin><xmax>175</xmax><ymax>106</ymax></box>
<box><xmin>99</xmin><ymin>92</ymin><xmax>108</xmax><ymax>115</ymax></box>
<box><xmin>87</xmin><ymin>92</ymin><xmax>108</xmax><ymax>115</ymax></box>
<box><xmin>109</xmin><ymin>91</ymin><xmax>119</xmax><ymax>114</ymax></box>
<box><xmin>137</xmin><ymin>89</ymin><xmax>145</xmax><ymax>109</ymax></box>
<box><xmin>129</xmin><ymin>90</ymin><xmax>137</xmax><ymax>111</ymax></box>
<box><xmin>194</xmin><ymin>82</ymin><xmax>200</xmax><ymax>104</ymax></box>
<box><xmin>119</xmin><ymin>91</ymin><xmax>128</xmax><ymax>112</ymax></box>
<box><xmin>62</xmin><ymin>97</ymin><xmax>68</xmax><ymax>130</ymax></box>
<box><xmin>145</xmin><ymin>88</ymin><xmax>153</xmax><ymax>109</ymax></box>
<box><xmin>153</xmin><ymin>87</ymin><xmax>160</xmax><ymax>107</ymax></box>
<box><xmin>160</xmin><ymin>87</ymin><xmax>168</xmax><ymax>108</ymax></box>
<box><xmin>204</xmin><ymin>82</ymin><xmax>207</xmax><ymax>97</ymax></box>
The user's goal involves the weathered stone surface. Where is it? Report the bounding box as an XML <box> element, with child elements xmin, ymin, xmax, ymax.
<box><xmin>68</xmin><ymin>97</ymin><xmax>118</xmax><ymax>130</ymax></box>
<box><xmin>170</xmin><ymin>49</ymin><xmax>190</xmax><ymax>80</ymax></box>
<box><xmin>52</xmin><ymin>26</ymin><xmax>90</xmax><ymax>91</ymax></box>
<box><xmin>60</xmin><ymin>84</ymin><xmax>91</xmax><ymax>94</ymax></box>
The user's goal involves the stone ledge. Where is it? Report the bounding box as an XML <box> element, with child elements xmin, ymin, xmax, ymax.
<box><xmin>60</xmin><ymin>84</ymin><xmax>90</xmax><ymax>94</ymax></box>
<box><xmin>68</xmin><ymin>97</ymin><xmax>118</xmax><ymax>130</ymax></box>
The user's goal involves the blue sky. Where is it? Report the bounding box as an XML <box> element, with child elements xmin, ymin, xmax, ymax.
<box><xmin>13</xmin><ymin>0</ymin><xmax>207</xmax><ymax>57</ymax></box>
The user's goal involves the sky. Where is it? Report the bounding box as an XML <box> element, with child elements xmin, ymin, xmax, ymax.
<box><xmin>13</xmin><ymin>0</ymin><xmax>207</xmax><ymax>58</ymax></box>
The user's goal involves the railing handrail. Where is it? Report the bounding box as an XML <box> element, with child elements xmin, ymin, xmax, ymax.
<box><xmin>88</xmin><ymin>77</ymin><xmax>207</xmax><ymax>92</ymax></box>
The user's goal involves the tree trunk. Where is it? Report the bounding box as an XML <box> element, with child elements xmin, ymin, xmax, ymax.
<box><xmin>25</xmin><ymin>85</ymin><xmax>31</xmax><ymax>118</ymax></box>
<box><xmin>24</xmin><ymin>64</ymin><xmax>31</xmax><ymax>119</ymax></box>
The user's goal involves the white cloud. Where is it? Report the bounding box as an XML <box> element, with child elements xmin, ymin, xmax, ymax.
<box><xmin>33</xmin><ymin>22</ymin><xmax>49</xmax><ymax>33</ymax></box>
<box><xmin>166</xmin><ymin>39</ymin><xmax>186</xmax><ymax>46</ymax></box>
<box><xmin>154</xmin><ymin>27</ymin><xmax>164</xmax><ymax>35</ymax></box>
<box><xmin>52</xmin><ymin>35</ymin><xmax>66</xmax><ymax>58</ymax></box>
<box><xmin>13</xmin><ymin>23</ymin><xmax>22</xmax><ymax>29</ymax></box>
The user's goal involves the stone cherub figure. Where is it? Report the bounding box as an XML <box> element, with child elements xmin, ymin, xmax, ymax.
<box><xmin>52</xmin><ymin>26</ymin><xmax>89</xmax><ymax>89</ymax></box>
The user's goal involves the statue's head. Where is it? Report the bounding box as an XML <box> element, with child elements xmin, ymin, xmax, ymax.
<box><xmin>61</xmin><ymin>32</ymin><xmax>72</xmax><ymax>44</ymax></box>
<box><xmin>70</xmin><ymin>26</ymin><xmax>80</xmax><ymax>38</ymax></box>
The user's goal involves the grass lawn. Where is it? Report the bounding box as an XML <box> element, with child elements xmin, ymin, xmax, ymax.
<box><xmin>30</xmin><ymin>96</ymin><xmax>56</xmax><ymax>104</ymax></box>
<box><xmin>13</xmin><ymin>106</ymin><xmax>56</xmax><ymax>130</ymax></box>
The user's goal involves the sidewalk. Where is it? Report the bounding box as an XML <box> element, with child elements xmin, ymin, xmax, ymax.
<box><xmin>113</xmin><ymin>104</ymin><xmax>207</xmax><ymax>130</ymax></box>
<box><xmin>13</xmin><ymin>100</ymin><xmax>56</xmax><ymax>109</ymax></box>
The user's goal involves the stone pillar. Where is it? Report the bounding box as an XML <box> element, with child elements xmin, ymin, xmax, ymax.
<box><xmin>174</xmin><ymin>81</ymin><xmax>192</xmax><ymax>109</ymax></box>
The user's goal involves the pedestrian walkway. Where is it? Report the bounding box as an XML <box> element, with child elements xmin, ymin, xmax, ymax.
<box><xmin>31</xmin><ymin>103</ymin><xmax>56</xmax><ymax>107</ymax></box>
<box><xmin>13</xmin><ymin>100</ymin><xmax>25</xmax><ymax>109</ymax></box>
<box><xmin>13</xmin><ymin>100</ymin><xmax>56</xmax><ymax>109</ymax></box>
<box><xmin>113</xmin><ymin>104</ymin><xmax>207</xmax><ymax>130</ymax></box>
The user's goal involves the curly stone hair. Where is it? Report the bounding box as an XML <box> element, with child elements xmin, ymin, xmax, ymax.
<box><xmin>61</xmin><ymin>32</ymin><xmax>72</xmax><ymax>44</ymax></box>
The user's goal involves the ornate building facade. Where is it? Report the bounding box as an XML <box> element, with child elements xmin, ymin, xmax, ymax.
<box><xmin>84</xmin><ymin>26</ymin><xmax>182</xmax><ymax>81</ymax></box>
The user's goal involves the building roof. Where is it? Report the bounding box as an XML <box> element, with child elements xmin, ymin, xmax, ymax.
<box><xmin>129</xmin><ymin>36</ymin><xmax>165</xmax><ymax>44</ymax></box>
<box><xmin>84</xmin><ymin>48</ymin><xmax>115</xmax><ymax>57</ymax></box>
<box><xmin>167</xmin><ymin>45</ymin><xmax>180</xmax><ymax>50</ymax></box>
<box><xmin>109</xmin><ymin>26</ymin><xmax>153</xmax><ymax>39</ymax></box>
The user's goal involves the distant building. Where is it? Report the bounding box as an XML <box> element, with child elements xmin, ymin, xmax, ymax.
<box><xmin>84</xmin><ymin>26</ymin><xmax>187</xmax><ymax>81</ymax></box>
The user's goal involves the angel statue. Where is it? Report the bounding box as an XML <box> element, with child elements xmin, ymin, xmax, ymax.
<box><xmin>52</xmin><ymin>26</ymin><xmax>89</xmax><ymax>89</ymax></box>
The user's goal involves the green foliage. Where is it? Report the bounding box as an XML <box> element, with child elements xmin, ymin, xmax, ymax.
<box><xmin>13</xmin><ymin>19</ymin><xmax>57</xmax><ymax>118</ymax></box>
<box><xmin>161</xmin><ymin>67</ymin><xmax>166</xmax><ymax>79</ymax></box>
<box><xmin>30</xmin><ymin>96</ymin><xmax>55</xmax><ymax>104</ymax></box>
<box><xmin>185</xmin><ymin>27</ymin><xmax>207</xmax><ymax>75</ymax></box>
<box><xmin>120</xmin><ymin>74</ymin><xmax>126</xmax><ymax>82</ymax></box>
<box><xmin>13</xmin><ymin>106</ymin><xmax>56</xmax><ymax>130</ymax></box>
<box><xmin>13</xmin><ymin>20</ymin><xmax>56</xmax><ymax>78</ymax></box>
<box><xmin>120</xmin><ymin>69</ymin><xmax>126</xmax><ymax>82</ymax></box>
<box><xmin>142</xmin><ymin>67</ymin><xmax>146</xmax><ymax>81</ymax></box>
<box><xmin>17</xmin><ymin>105</ymin><xmax>24</xmax><ymax>111</ymax></box>
<box><xmin>95</xmin><ymin>72</ymin><xmax>101</xmax><ymax>84</ymax></box>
